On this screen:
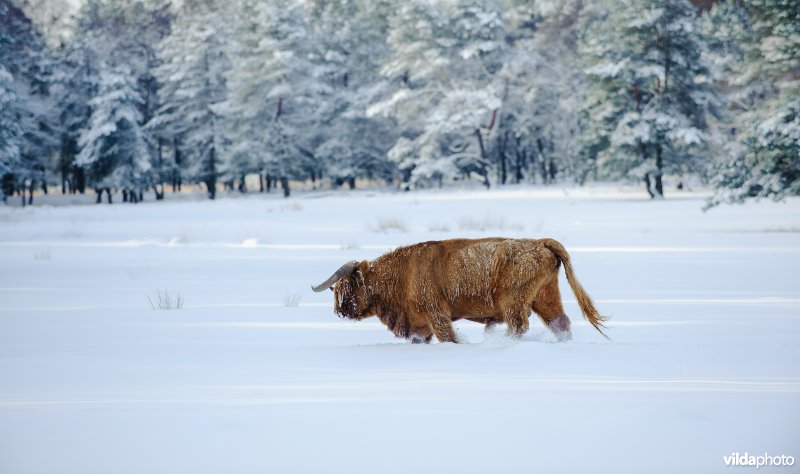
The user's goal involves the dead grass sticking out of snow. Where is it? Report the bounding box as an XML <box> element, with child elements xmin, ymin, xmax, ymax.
<box><xmin>148</xmin><ymin>289</ymin><xmax>184</xmax><ymax>310</ymax></box>
<box><xmin>33</xmin><ymin>249</ymin><xmax>51</xmax><ymax>260</ymax></box>
<box><xmin>283</xmin><ymin>292</ymin><xmax>301</xmax><ymax>307</ymax></box>
<box><xmin>458</xmin><ymin>215</ymin><xmax>523</xmax><ymax>232</ymax></box>
<box><xmin>280</xmin><ymin>202</ymin><xmax>304</xmax><ymax>212</ymax></box>
<box><xmin>370</xmin><ymin>217</ymin><xmax>408</xmax><ymax>233</ymax></box>
<box><xmin>428</xmin><ymin>222</ymin><xmax>451</xmax><ymax>232</ymax></box>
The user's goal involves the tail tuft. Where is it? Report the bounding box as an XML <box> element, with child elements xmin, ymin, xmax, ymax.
<box><xmin>541</xmin><ymin>238</ymin><xmax>610</xmax><ymax>339</ymax></box>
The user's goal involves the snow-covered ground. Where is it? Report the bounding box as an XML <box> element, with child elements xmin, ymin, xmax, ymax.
<box><xmin>1</xmin><ymin>186</ymin><xmax>798</xmax><ymax>473</ymax></box>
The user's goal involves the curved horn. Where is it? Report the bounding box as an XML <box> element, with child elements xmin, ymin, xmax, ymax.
<box><xmin>311</xmin><ymin>260</ymin><xmax>358</xmax><ymax>292</ymax></box>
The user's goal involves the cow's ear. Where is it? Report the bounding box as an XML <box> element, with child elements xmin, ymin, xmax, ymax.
<box><xmin>356</xmin><ymin>260</ymin><xmax>369</xmax><ymax>274</ymax></box>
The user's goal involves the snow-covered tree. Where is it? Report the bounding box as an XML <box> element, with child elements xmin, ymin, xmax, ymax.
<box><xmin>494</xmin><ymin>0</ymin><xmax>589</xmax><ymax>185</ymax></box>
<box><xmin>306</xmin><ymin>0</ymin><xmax>397</xmax><ymax>188</ymax></box>
<box><xmin>580</xmin><ymin>0</ymin><xmax>719</xmax><ymax>198</ymax></box>
<box><xmin>76</xmin><ymin>66</ymin><xmax>150</xmax><ymax>201</ymax></box>
<box><xmin>370</xmin><ymin>0</ymin><xmax>506</xmax><ymax>188</ymax></box>
<box><xmin>0</xmin><ymin>65</ymin><xmax>24</xmax><ymax>203</ymax></box>
<box><xmin>52</xmin><ymin>35</ymin><xmax>98</xmax><ymax>196</ymax></box>
<box><xmin>14</xmin><ymin>0</ymin><xmax>78</xmax><ymax>47</ymax></box>
<box><xmin>707</xmin><ymin>0</ymin><xmax>799</xmax><ymax>205</ymax></box>
<box><xmin>150</xmin><ymin>0</ymin><xmax>228</xmax><ymax>199</ymax></box>
<box><xmin>220</xmin><ymin>0</ymin><xmax>322</xmax><ymax>195</ymax></box>
<box><xmin>0</xmin><ymin>0</ymin><xmax>61</xmax><ymax>205</ymax></box>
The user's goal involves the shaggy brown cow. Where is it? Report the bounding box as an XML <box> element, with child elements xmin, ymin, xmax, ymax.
<box><xmin>312</xmin><ymin>238</ymin><xmax>607</xmax><ymax>343</ymax></box>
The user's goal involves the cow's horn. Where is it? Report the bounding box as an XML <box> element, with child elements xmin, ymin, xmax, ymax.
<box><xmin>311</xmin><ymin>260</ymin><xmax>358</xmax><ymax>292</ymax></box>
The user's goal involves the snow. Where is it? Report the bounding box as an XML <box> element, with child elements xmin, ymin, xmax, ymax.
<box><xmin>1</xmin><ymin>186</ymin><xmax>799</xmax><ymax>473</ymax></box>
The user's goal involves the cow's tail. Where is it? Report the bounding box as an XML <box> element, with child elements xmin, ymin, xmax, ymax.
<box><xmin>541</xmin><ymin>238</ymin><xmax>609</xmax><ymax>339</ymax></box>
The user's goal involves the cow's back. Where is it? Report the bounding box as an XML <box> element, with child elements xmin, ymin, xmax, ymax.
<box><xmin>374</xmin><ymin>238</ymin><xmax>502</xmax><ymax>313</ymax></box>
<box><xmin>373</xmin><ymin>238</ymin><xmax>552</xmax><ymax>317</ymax></box>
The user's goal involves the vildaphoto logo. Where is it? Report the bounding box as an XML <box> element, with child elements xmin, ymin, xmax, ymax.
<box><xmin>724</xmin><ymin>452</ymin><xmax>795</xmax><ymax>468</ymax></box>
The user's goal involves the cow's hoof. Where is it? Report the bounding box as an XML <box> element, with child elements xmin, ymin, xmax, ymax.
<box><xmin>547</xmin><ymin>314</ymin><xmax>572</xmax><ymax>342</ymax></box>
<box><xmin>411</xmin><ymin>336</ymin><xmax>432</xmax><ymax>344</ymax></box>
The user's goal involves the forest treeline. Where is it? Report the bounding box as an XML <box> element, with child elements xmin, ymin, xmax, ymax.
<box><xmin>1</xmin><ymin>0</ymin><xmax>797</xmax><ymax>205</ymax></box>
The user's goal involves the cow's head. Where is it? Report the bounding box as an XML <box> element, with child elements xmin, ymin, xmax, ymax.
<box><xmin>312</xmin><ymin>260</ymin><xmax>372</xmax><ymax>320</ymax></box>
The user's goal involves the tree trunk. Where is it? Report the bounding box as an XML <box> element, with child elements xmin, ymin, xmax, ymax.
<box><xmin>536</xmin><ymin>138</ymin><xmax>548</xmax><ymax>184</ymax></box>
<box><xmin>281</xmin><ymin>176</ymin><xmax>290</xmax><ymax>198</ymax></box>
<box><xmin>156</xmin><ymin>138</ymin><xmax>164</xmax><ymax>195</ymax></box>
<box><xmin>266</xmin><ymin>173</ymin><xmax>272</xmax><ymax>193</ymax></box>
<box><xmin>75</xmin><ymin>168</ymin><xmax>85</xmax><ymax>194</ymax></box>
<box><xmin>347</xmin><ymin>177</ymin><xmax>356</xmax><ymax>189</ymax></box>
<box><xmin>206</xmin><ymin>147</ymin><xmax>217</xmax><ymax>200</ymax></box>
<box><xmin>498</xmin><ymin>132</ymin><xmax>508</xmax><ymax>185</ymax></box>
<box><xmin>173</xmin><ymin>139</ymin><xmax>182</xmax><ymax>193</ymax></box>
<box><xmin>514</xmin><ymin>135</ymin><xmax>525</xmax><ymax>183</ymax></box>
<box><xmin>654</xmin><ymin>145</ymin><xmax>664</xmax><ymax>198</ymax></box>
<box><xmin>474</xmin><ymin>128</ymin><xmax>491</xmax><ymax>189</ymax></box>
<box><xmin>259</xmin><ymin>172</ymin><xmax>265</xmax><ymax>193</ymax></box>
<box><xmin>643</xmin><ymin>174</ymin><xmax>655</xmax><ymax>198</ymax></box>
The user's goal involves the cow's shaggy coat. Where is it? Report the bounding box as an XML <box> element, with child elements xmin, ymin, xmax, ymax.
<box><xmin>312</xmin><ymin>238</ymin><xmax>607</xmax><ymax>343</ymax></box>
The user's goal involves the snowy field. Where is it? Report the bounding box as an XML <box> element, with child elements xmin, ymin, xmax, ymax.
<box><xmin>1</xmin><ymin>186</ymin><xmax>799</xmax><ymax>474</ymax></box>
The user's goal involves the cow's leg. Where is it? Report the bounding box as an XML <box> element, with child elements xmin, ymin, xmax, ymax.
<box><xmin>429</xmin><ymin>312</ymin><xmax>459</xmax><ymax>343</ymax></box>
<box><xmin>503</xmin><ymin>304</ymin><xmax>530</xmax><ymax>338</ymax></box>
<box><xmin>410</xmin><ymin>325</ymin><xmax>433</xmax><ymax>344</ymax></box>
<box><xmin>484</xmin><ymin>318</ymin><xmax>500</xmax><ymax>334</ymax></box>
<box><xmin>532</xmin><ymin>279</ymin><xmax>572</xmax><ymax>342</ymax></box>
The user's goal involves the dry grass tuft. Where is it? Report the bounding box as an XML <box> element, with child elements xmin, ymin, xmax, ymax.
<box><xmin>148</xmin><ymin>289</ymin><xmax>184</xmax><ymax>310</ymax></box>
<box><xmin>458</xmin><ymin>215</ymin><xmax>524</xmax><ymax>232</ymax></box>
<box><xmin>33</xmin><ymin>249</ymin><xmax>51</xmax><ymax>260</ymax></box>
<box><xmin>428</xmin><ymin>222</ymin><xmax>451</xmax><ymax>232</ymax></box>
<box><xmin>371</xmin><ymin>217</ymin><xmax>408</xmax><ymax>233</ymax></box>
<box><xmin>283</xmin><ymin>292</ymin><xmax>301</xmax><ymax>307</ymax></box>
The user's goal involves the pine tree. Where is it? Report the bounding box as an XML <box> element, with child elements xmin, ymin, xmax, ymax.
<box><xmin>220</xmin><ymin>0</ymin><xmax>321</xmax><ymax>195</ymax></box>
<box><xmin>580</xmin><ymin>0</ymin><xmax>718</xmax><ymax>198</ymax></box>
<box><xmin>150</xmin><ymin>0</ymin><xmax>229</xmax><ymax>199</ymax></box>
<box><xmin>707</xmin><ymin>0</ymin><xmax>799</xmax><ymax>204</ymax></box>
<box><xmin>0</xmin><ymin>0</ymin><xmax>61</xmax><ymax>205</ymax></box>
<box><xmin>76</xmin><ymin>66</ymin><xmax>150</xmax><ymax>201</ymax></box>
<box><xmin>497</xmin><ymin>0</ymin><xmax>589</xmax><ymax>185</ymax></box>
<box><xmin>0</xmin><ymin>65</ymin><xmax>24</xmax><ymax>202</ymax></box>
<box><xmin>306</xmin><ymin>0</ymin><xmax>397</xmax><ymax>189</ymax></box>
<box><xmin>370</xmin><ymin>0</ymin><xmax>506</xmax><ymax>188</ymax></box>
<box><xmin>53</xmin><ymin>36</ymin><xmax>98</xmax><ymax>196</ymax></box>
